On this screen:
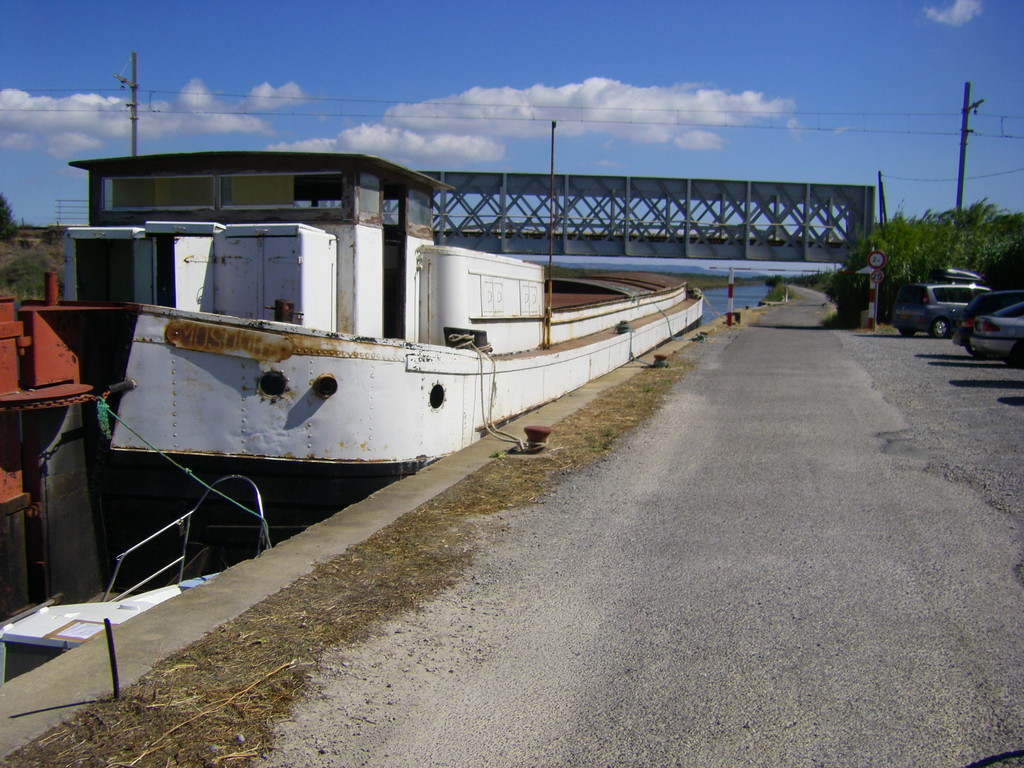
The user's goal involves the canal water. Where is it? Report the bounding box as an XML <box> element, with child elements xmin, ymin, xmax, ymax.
<box><xmin>700</xmin><ymin>284</ymin><xmax>771</xmax><ymax>323</ymax></box>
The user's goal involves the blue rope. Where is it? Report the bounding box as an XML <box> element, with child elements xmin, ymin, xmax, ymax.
<box><xmin>96</xmin><ymin>399</ymin><xmax>264</xmax><ymax>522</ymax></box>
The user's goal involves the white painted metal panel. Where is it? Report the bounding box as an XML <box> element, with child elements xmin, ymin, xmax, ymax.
<box><xmin>63</xmin><ymin>227</ymin><xmax>144</xmax><ymax>301</ymax></box>
<box><xmin>173</xmin><ymin>236</ymin><xmax>216</xmax><ymax>313</ymax></box>
<box><xmin>352</xmin><ymin>225</ymin><xmax>383</xmax><ymax>337</ymax></box>
<box><xmin>143</xmin><ymin>222</ymin><xmax>222</xmax><ymax>313</ymax></box>
<box><xmin>548</xmin><ymin>285</ymin><xmax>689</xmax><ymax>345</ymax></box>
<box><xmin>213</xmin><ymin>228</ymin><xmax>260</xmax><ymax>319</ymax></box>
<box><xmin>293</xmin><ymin>226</ymin><xmax>336</xmax><ymax>331</ymax></box>
<box><xmin>111</xmin><ymin>298</ymin><xmax>701</xmax><ymax>466</ymax></box>
<box><xmin>212</xmin><ymin>223</ymin><xmax>337</xmax><ymax>329</ymax></box>
<box><xmin>403</xmin><ymin>234</ymin><xmax>432</xmax><ymax>342</ymax></box>
<box><xmin>419</xmin><ymin>245</ymin><xmax>545</xmax><ymax>354</ymax></box>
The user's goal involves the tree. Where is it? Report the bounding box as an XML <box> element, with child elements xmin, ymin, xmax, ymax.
<box><xmin>824</xmin><ymin>202</ymin><xmax>1024</xmax><ymax>327</ymax></box>
<box><xmin>0</xmin><ymin>193</ymin><xmax>16</xmax><ymax>240</ymax></box>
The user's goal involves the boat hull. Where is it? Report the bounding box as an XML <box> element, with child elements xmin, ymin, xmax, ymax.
<box><xmin>101</xmin><ymin>297</ymin><xmax>702</xmax><ymax>542</ymax></box>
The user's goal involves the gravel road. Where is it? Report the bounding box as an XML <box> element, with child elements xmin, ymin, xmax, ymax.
<box><xmin>260</xmin><ymin>291</ymin><xmax>1024</xmax><ymax>768</ymax></box>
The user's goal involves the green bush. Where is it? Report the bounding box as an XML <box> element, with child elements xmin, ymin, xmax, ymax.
<box><xmin>0</xmin><ymin>194</ymin><xmax>16</xmax><ymax>241</ymax></box>
<box><xmin>825</xmin><ymin>202</ymin><xmax>1024</xmax><ymax>327</ymax></box>
<box><xmin>1</xmin><ymin>253</ymin><xmax>54</xmax><ymax>300</ymax></box>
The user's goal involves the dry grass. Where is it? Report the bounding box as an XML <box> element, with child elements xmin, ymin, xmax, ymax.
<box><xmin>3</xmin><ymin>334</ymin><xmax>722</xmax><ymax>768</ymax></box>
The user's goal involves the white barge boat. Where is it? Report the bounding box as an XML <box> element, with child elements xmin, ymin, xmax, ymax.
<box><xmin>54</xmin><ymin>152</ymin><xmax>702</xmax><ymax>552</ymax></box>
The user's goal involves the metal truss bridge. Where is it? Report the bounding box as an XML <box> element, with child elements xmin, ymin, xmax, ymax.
<box><xmin>426</xmin><ymin>171</ymin><xmax>875</xmax><ymax>263</ymax></box>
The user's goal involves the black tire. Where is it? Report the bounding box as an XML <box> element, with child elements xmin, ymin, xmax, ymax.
<box><xmin>897</xmin><ymin>328</ymin><xmax>916</xmax><ymax>337</ymax></box>
<box><xmin>1008</xmin><ymin>341</ymin><xmax>1024</xmax><ymax>368</ymax></box>
<box><xmin>930</xmin><ymin>318</ymin><xmax>951</xmax><ymax>339</ymax></box>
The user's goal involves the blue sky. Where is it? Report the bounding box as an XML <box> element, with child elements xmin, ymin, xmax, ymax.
<box><xmin>2</xmin><ymin>0</ymin><xmax>1021</xmax><ymax>228</ymax></box>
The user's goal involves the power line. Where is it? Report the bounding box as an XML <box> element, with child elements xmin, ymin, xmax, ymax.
<box><xmin>5</xmin><ymin>103</ymin><xmax>1023</xmax><ymax>140</ymax></box>
<box><xmin>7</xmin><ymin>85</ymin><xmax>1024</xmax><ymax>124</ymax></box>
<box><xmin>883</xmin><ymin>166</ymin><xmax>1024</xmax><ymax>183</ymax></box>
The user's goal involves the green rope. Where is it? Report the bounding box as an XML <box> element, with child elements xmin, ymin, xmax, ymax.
<box><xmin>95</xmin><ymin>399</ymin><xmax>263</xmax><ymax>522</ymax></box>
<box><xmin>97</xmin><ymin>398</ymin><xmax>113</xmax><ymax>439</ymax></box>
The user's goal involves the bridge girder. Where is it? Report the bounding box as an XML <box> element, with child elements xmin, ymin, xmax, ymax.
<box><xmin>427</xmin><ymin>171</ymin><xmax>874</xmax><ymax>263</ymax></box>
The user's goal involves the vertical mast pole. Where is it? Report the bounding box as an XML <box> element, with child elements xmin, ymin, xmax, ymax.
<box><xmin>544</xmin><ymin>120</ymin><xmax>556</xmax><ymax>349</ymax></box>
<box><xmin>130</xmin><ymin>52</ymin><xmax>138</xmax><ymax>156</ymax></box>
<box><xmin>956</xmin><ymin>82</ymin><xmax>984</xmax><ymax>210</ymax></box>
<box><xmin>114</xmin><ymin>52</ymin><xmax>139</xmax><ymax>156</ymax></box>
<box><xmin>877</xmin><ymin>171</ymin><xmax>888</xmax><ymax>226</ymax></box>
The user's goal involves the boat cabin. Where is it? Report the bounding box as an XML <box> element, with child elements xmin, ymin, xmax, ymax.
<box><xmin>65</xmin><ymin>152</ymin><xmax>548</xmax><ymax>346</ymax></box>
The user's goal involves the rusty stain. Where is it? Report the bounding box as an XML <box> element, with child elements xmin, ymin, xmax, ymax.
<box><xmin>162</xmin><ymin>318</ymin><xmax>409</xmax><ymax>363</ymax></box>
<box><xmin>165</xmin><ymin>320</ymin><xmax>294</xmax><ymax>362</ymax></box>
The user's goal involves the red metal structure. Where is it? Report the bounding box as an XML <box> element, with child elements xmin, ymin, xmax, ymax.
<box><xmin>0</xmin><ymin>275</ymin><xmax>119</xmax><ymax>618</ymax></box>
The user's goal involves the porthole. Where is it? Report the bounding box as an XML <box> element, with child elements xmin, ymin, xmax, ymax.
<box><xmin>258</xmin><ymin>370</ymin><xmax>288</xmax><ymax>398</ymax></box>
<box><xmin>313</xmin><ymin>374</ymin><xmax>338</xmax><ymax>399</ymax></box>
<box><xmin>429</xmin><ymin>383</ymin><xmax>445</xmax><ymax>410</ymax></box>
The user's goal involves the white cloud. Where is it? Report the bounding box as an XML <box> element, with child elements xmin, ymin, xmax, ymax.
<box><xmin>924</xmin><ymin>0</ymin><xmax>982</xmax><ymax>26</ymax></box>
<box><xmin>46</xmin><ymin>132</ymin><xmax>105</xmax><ymax>157</ymax></box>
<box><xmin>385</xmin><ymin>78</ymin><xmax>791</xmax><ymax>142</ymax></box>
<box><xmin>273</xmin><ymin>77</ymin><xmax>791</xmax><ymax>165</ymax></box>
<box><xmin>269</xmin><ymin>124</ymin><xmax>505</xmax><ymax>166</ymax></box>
<box><xmin>266</xmin><ymin>137</ymin><xmax>340</xmax><ymax>154</ymax></box>
<box><xmin>0</xmin><ymin>88</ymin><xmax>127</xmax><ymax>156</ymax></box>
<box><xmin>2</xmin><ymin>77</ymin><xmax>794</xmax><ymax>166</ymax></box>
<box><xmin>338</xmin><ymin>125</ymin><xmax>505</xmax><ymax>163</ymax></box>
<box><xmin>158</xmin><ymin>79</ymin><xmax>274</xmax><ymax>137</ymax></box>
<box><xmin>0</xmin><ymin>132</ymin><xmax>38</xmax><ymax>151</ymax></box>
<box><xmin>673</xmin><ymin>130</ymin><xmax>726</xmax><ymax>150</ymax></box>
<box><xmin>0</xmin><ymin>79</ymin><xmax>304</xmax><ymax>157</ymax></box>
<box><xmin>242</xmin><ymin>81</ymin><xmax>308</xmax><ymax>112</ymax></box>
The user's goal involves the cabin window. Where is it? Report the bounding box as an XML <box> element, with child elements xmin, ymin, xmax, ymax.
<box><xmin>357</xmin><ymin>174</ymin><xmax>380</xmax><ymax>219</ymax></box>
<box><xmin>221</xmin><ymin>173</ymin><xmax>344</xmax><ymax>208</ymax></box>
<box><xmin>408</xmin><ymin>190</ymin><xmax>432</xmax><ymax>229</ymax></box>
<box><xmin>103</xmin><ymin>176</ymin><xmax>214</xmax><ymax>210</ymax></box>
<box><xmin>383</xmin><ymin>197</ymin><xmax>400</xmax><ymax>227</ymax></box>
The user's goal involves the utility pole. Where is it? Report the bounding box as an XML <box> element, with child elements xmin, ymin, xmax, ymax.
<box><xmin>543</xmin><ymin>120</ymin><xmax>556</xmax><ymax>349</ymax></box>
<box><xmin>114</xmin><ymin>52</ymin><xmax>139</xmax><ymax>156</ymax></box>
<box><xmin>877</xmin><ymin>171</ymin><xmax>888</xmax><ymax>226</ymax></box>
<box><xmin>956</xmin><ymin>81</ymin><xmax>984</xmax><ymax>210</ymax></box>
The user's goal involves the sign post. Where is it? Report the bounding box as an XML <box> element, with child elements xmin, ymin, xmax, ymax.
<box><xmin>726</xmin><ymin>267</ymin><xmax>735</xmax><ymax>327</ymax></box>
<box><xmin>867</xmin><ymin>251</ymin><xmax>886</xmax><ymax>330</ymax></box>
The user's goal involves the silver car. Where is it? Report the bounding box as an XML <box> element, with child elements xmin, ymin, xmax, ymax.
<box><xmin>952</xmin><ymin>289</ymin><xmax>1024</xmax><ymax>356</ymax></box>
<box><xmin>893</xmin><ymin>282</ymin><xmax>990</xmax><ymax>338</ymax></box>
<box><xmin>971</xmin><ymin>300</ymin><xmax>1024</xmax><ymax>366</ymax></box>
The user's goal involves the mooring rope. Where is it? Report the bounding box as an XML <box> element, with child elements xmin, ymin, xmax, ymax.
<box><xmin>475</xmin><ymin>348</ymin><xmax>526</xmax><ymax>451</ymax></box>
<box><xmin>95</xmin><ymin>397</ymin><xmax>264</xmax><ymax>523</ymax></box>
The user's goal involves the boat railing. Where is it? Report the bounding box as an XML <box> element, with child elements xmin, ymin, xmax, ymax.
<box><xmin>102</xmin><ymin>475</ymin><xmax>271</xmax><ymax>602</ymax></box>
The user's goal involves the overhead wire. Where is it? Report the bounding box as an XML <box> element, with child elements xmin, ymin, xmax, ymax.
<box><xmin>5</xmin><ymin>86</ymin><xmax>1023</xmax><ymax>139</ymax></box>
<box><xmin>882</xmin><ymin>167</ymin><xmax>1024</xmax><ymax>182</ymax></box>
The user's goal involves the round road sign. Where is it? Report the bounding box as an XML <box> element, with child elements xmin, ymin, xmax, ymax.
<box><xmin>868</xmin><ymin>250</ymin><xmax>887</xmax><ymax>269</ymax></box>
<box><xmin>870</xmin><ymin>269</ymin><xmax>885</xmax><ymax>284</ymax></box>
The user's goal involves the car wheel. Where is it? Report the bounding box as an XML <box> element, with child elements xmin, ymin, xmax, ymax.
<box><xmin>930</xmin><ymin>318</ymin><xmax>951</xmax><ymax>338</ymax></box>
<box><xmin>897</xmin><ymin>328</ymin><xmax>916</xmax><ymax>337</ymax></box>
<box><xmin>1008</xmin><ymin>341</ymin><xmax>1024</xmax><ymax>368</ymax></box>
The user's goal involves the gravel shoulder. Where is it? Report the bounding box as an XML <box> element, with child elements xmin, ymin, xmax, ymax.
<box><xmin>261</xmin><ymin>295</ymin><xmax>1024</xmax><ymax>768</ymax></box>
<box><xmin>836</xmin><ymin>329</ymin><xmax>1024</xmax><ymax>517</ymax></box>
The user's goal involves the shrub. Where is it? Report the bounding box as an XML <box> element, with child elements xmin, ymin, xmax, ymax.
<box><xmin>0</xmin><ymin>194</ymin><xmax>16</xmax><ymax>241</ymax></box>
<box><xmin>1</xmin><ymin>253</ymin><xmax>54</xmax><ymax>300</ymax></box>
<box><xmin>825</xmin><ymin>202</ymin><xmax>1024</xmax><ymax>327</ymax></box>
